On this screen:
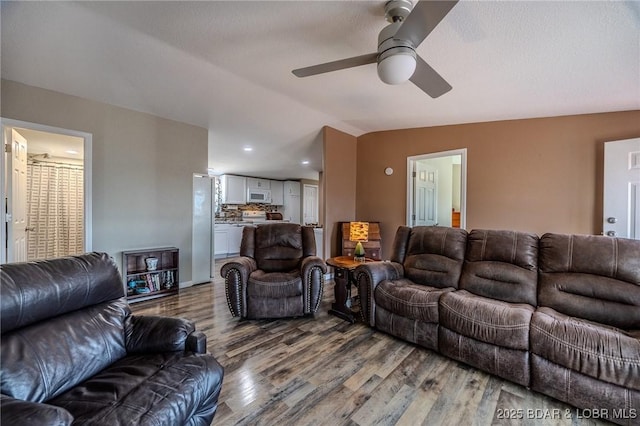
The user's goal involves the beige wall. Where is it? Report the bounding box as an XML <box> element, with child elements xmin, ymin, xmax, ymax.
<box><xmin>1</xmin><ymin>80</ymin><xmax>208</xmax><ymax>283</ymax></box>
<box><xmin>357</xmin><ymin>111</ymin><xmax>640</xmax><ymax>258</ymax></box>
<box><xmin>322</xmin><ymin>126</ymin><xmax>357</xmax><ymax>257</ymax></box>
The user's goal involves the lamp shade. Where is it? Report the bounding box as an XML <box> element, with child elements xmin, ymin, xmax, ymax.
<box><xmin>377</xmin><ymin>51</ymin><xmax>416</xmax><ymax>85</ymax></box>
<box><xmin>349</xmin><ymin>222</ymin><xmax>369</xmax><ymax>242</ymax></box>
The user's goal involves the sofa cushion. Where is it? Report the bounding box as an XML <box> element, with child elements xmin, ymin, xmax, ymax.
<box><xmin>538</xmin><ymin>233</ymin><xmax>640</xmax><ymax>330</ymax></box>
<box><xmin>49</xmin><ymin>352</ymin><xmax>224</xmax><ymax>426</ymax></box>
<box><xmin>0</xmin><ymin>252</ymin><xmax>124</xmax><ymax>334</ymax></box>
<box><xmin>439</xmin><ymin>290</ymin><xmax>534</xmax><ymax>350</ymax></box>
<box><xmin>459</xmin><ymin>229</ymin><xmax>538</xmax><ymax>306</ymax></box>
<box><xmin>531</xmin><ymin>307</ymin><xmax>640</xmax><ymax>390</ymax></box>
<box><xmin>402</xmin><ymin>226</ymin><xmax>467</xmax><ymax>289</ymax></box>
<box><xmin>375</xmin><ymin>278</ymin><xmax>453</xmax><ymax>323</ymax></box>
<box><xmin>1</xmin><ymin>299</ymin><xmax>129</xmax><ymax>402</ymax></box>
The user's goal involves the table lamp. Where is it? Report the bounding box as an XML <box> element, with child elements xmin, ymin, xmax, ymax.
<box><xmin>349</xmin><ymin>221</ymin><xmax>369</xmax><ymax>262</ymax></box>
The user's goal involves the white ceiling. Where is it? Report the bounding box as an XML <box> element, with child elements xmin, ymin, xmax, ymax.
<box><xmin>2</xmin><ymin>1</ymin><xmax>639</xmax><ymax>180</ymax></box>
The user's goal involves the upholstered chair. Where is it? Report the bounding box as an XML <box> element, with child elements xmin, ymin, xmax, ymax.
<box><xmin>221</xmin><ymin>223</ymin><xmax>327</xmax><ymax>319</ymax></box>
<box><xmin>355</xmin><ymin>226</ymin><xmax>468</xmax><ymax>351</ymax></box>
<box><xmin>438</xmin><ymin>229</ymin><xmax>539</xmax><ymax>387</ymax></box>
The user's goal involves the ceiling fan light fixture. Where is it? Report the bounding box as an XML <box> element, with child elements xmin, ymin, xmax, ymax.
<box><xmin>377</xmin><ymin>47</ymin><xmax>416</xmax><ymax>85</ymax></box>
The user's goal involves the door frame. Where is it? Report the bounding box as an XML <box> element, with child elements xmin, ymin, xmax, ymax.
<box><xmin>406</xmin><ymin>148</ymin><xmax>467</xmax><ymax>229</ymax></box>
<box><xmin>1</xmin><ymin>118</ymin><xmax>93</xmax><ymax>263</ymax></box>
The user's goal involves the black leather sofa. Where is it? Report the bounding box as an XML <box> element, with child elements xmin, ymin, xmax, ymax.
<box><xmin>0</xmin><ymin>252</ymin><xmax>224</xmax><ymax>426</ymax></box>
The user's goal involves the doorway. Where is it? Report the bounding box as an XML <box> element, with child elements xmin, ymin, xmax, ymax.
<box><xmin>603</xmin><ymin>137</ymin><xmax>640</xmax><ymax>239</ymax></box>
<box><xmin>303</xmin><ymin>184</ymin><xmax>319</xmax><ymax>225</ymax></box>
<box><xmin>1</xmin><ymin>119</ymin><xmax>92</xmax><ymax>263</ymax></box>
<box><xmin>407</xmin><ymin>149</ymin><xmax>467</xmax><ymax>229</ymax></box>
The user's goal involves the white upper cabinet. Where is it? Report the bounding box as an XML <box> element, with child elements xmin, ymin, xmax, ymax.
<box><xmin>220</xmin><ymin>175</ymin><xmax>246</xmax><ymax>204</ymax></box>
<box><xmin>284</xmin><ymin>180</ymin><xmax>301</xmax><ymax>196</ymax></box>
<box><xmin>246</xmin><ymin>178</ymin><xmax>271</xmax><ymax>189</ymax></box>
<box><xmin>270</xmin><ymin>180</ymin><xmax>284</xmax><ymax>205</ymax></box>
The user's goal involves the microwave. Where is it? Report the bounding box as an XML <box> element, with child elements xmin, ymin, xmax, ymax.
<box><xmin>247</xmin><ymin>188</ymin><xmax>272</xmax><ymax>204</ymax></box>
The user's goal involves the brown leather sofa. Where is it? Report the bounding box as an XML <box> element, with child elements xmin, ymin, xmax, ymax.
<box><xmin>222</xmin><ymin>223</ymin><xmax>327</xmax><ymax>319</ymax></box>
<box><xmin>356</xmin><ymin>226</ymin><xmax>640</xmax><ymax>425</ymax></box>
<box><xmin>0</xmin><ymin>252</ymin><xmax>224</xmax><ymax>426</ymax></box>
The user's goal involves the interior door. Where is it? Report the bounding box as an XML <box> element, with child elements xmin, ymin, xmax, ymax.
<box><xmin>7</xmin><ymin>129</ymin><xmax>29</xmax><ymax>262</ymax></box>
<box><xmin>414</xmin><ymin>161</ymin><xmax>438</xmax><ymax>226</ymax></box>
<box><xmin>303</xmin><ymin>184</ymin><xmax>319</xmax><ymax>225</ymax></box>
<box><xmin>604</xmin><ymin>138</ymin><xmax>640</xmax><ymax>239</ymax></box>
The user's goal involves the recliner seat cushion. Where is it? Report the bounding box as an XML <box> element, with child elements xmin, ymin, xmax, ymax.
<box><xmin>531</xmin><ymin>307</ymin><xmax>640</xmax><ymax>390</ymax></box>
<box><xmin>439</xmin><ymin>290</ymin><xmax>534</xmax><ymax>350</ymax></box>
<box><xmin>375</xmin><ymin>279</ymin><xmax>452</xmax><ymax>323</ymax></box>
<box><xmin>48</xmin><ymin>352</ymin><xmax>224</xmax><ymax>426</ymax></box>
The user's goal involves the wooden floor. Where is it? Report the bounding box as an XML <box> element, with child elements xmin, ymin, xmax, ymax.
<box><xmin>130</xmin><ymin>260</ymin><xmax>610</xmax><ymax>426</ymax></box>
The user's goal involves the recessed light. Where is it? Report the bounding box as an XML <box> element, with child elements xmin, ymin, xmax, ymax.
<box><xmin>65</xmin><ymin>150</ymin><xmax>78</xmax><ymax>155</ymax></box>
<box><xmin>301</xmin><ymin>160</ymin><xmax>310</xmax><ymax>165</ymax></box>
<box><xmin>243</xmin><ymin>147</ymin><xmax>253</xmax><ymax>152</ymax></box>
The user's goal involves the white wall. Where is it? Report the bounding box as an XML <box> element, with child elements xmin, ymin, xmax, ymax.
<box><xmin>1</xmin><ymin>80</ymin><xmax>208</xmax><ymax>283</ymax></box>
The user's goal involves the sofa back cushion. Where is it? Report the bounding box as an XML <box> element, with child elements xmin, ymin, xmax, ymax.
<box><xmin>246</xmin><ymin>223</ymin><xmax>314</xmax><ymax>272</ymax></box>
<box><xmin>394</xmin><ymin>226</ymin><xmax>467</xmax><ymax>289</ymax></box>
<box><xmin>0</xmin><ymin>252</ymin><xmax>125</xmax><ymax>333</ymax></box>
<box><xmin>0</xmin><ymin>253</ymin><xmax>129</xmax><ymax>402</ymax></box>
<box><xmin>538</xmin><ymin>233</ymin><xmax>640</xmax><ymax>329</ymax></box>
<box><xmin>459</xmin><ymin>229</ymin><xmax>539</xmax><ymax>306</ymax></box>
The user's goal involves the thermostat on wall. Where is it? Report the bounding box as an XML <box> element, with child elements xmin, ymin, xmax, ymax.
<box><xmin>384</xmin><ymin>167</ymin><xmax>394</xmax><ymax>176</ymax></box>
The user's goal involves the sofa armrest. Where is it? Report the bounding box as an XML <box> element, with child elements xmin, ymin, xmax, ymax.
<box><xmin>125</xmin><ymin>315</ymin><xmax>196</xmax><ymax>354</ymax></box>
<box><xmin>221</xmin><ymin>257</ymin><xmax>257</xmax><ymax>317</ymax></box>
<box><xmin>301</xmin><ymin>256</ymin><xmax>327</xmax><ymax>277</ymax></box>
<box><xmin>301</xmin><ymin>256</ymin><xmax>328</xmax><ymax>314</ymax></box>
<box><xmin>1</xmin><ymin>394</ymin><xmax>73</xmax><ymax>426</ymax></box>
<box><xmin>355</xmin><ymin>261</ymin><xmax>404</xmax><ymax>327</ymax></box>
<box><xmin>186</xmin><ymin>330</ymin><xmax>208</xmax><ymax>354</ymax></box>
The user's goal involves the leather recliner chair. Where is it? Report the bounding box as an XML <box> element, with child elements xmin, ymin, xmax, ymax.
<box><xmin>221</xmin><ymin>223</ymin><xmax>327</xmax><ymax>319</ymax></box>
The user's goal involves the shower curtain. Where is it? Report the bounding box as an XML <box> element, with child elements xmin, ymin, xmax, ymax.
<box><xmin>26</xmin><ymin>161</ymin><xmax>84</xmax><ymax>261</ymax></box>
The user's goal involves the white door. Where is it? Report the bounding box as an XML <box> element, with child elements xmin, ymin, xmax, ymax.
<box><xmin>303</xmin><ymin>184</ymin><xmax>319</xmax><ymax>225</ymax></box>
<box><xmin>192</xmin><ymin>174</ymin><xmax>213</xmax><ymax>284</ymax></box>
<box><xmin>604</xmin><ymin>138</ymin><xmax>640</xmax><ymax>239</ymax></box>
<box><xmin>414</xmin><ymin>161</ymin><xmax>438</xmax><ymax>226</ymax></box>
<box><xmin>7</xmin><ymin>129</ymin><xmax>29</xmax><ymax>262</ymax></box>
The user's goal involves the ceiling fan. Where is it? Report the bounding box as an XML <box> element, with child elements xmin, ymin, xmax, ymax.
<box><xmin>292</xmin><ymin>0</ymin><xmax>459</xmax><ymax>98</ymax></box>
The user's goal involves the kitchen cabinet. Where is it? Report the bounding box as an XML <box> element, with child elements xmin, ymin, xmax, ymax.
<box><xmin>270</xmin><ymin>180</ymin><xmax>284</xmax><ymax>205</ymax></box>
<box><xmin>313</xmin><ymin>228</ymin><xmax>324</xmax><ymax>259</ymax></box>
<box><xmin>283</xmin><ymin>181</ymin><xmax>301</xmax><ymax>224</ymax></box>
<box><xmin>227</xmin><ymin>225</ymin><xmax>243</xmax><ymax>256</ymax></box>
<box><xmin>220</xmin><ymin>175</ymin><xmax>246</xmax><ymax>204</ymax></box>
<box><xmin>285</xmin><ymin>180</ymin><xmax>300</xmax><ymax>196</ymax></box>
<box><xmin>214</xmin><ymin>225</ymin><xmax>229</xmax><ymax>258</ymax></box>
<box><xmin>214</xmin><ymin>224</ymin><xmax>244</xmax><ymax>258</ymax></box>
<box><xmin>246</xmin><ymin>178</ymin><xmax>270</xmax><ymax>189</ymax></box>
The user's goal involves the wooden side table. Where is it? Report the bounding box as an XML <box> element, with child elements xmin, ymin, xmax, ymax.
<box><xmin>326</xmin><ymin>256</ymin><xmax>372</xmax><ymax>323</ymax></box>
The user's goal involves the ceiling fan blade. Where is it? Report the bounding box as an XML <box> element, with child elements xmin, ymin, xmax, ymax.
<box><xmin>394</xmin><ymin>0</ymin><xmax>459</xmax><ymax>49</ymax></box>
<box><xmin>292</xmin><ymin>53</ymin><xmax>378</xmax><ymax>78</ymax></box>
<box><xmin>410</xmin><ymin>55</ymin><xmax>452</xmax><ymax>98</ymax></box>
